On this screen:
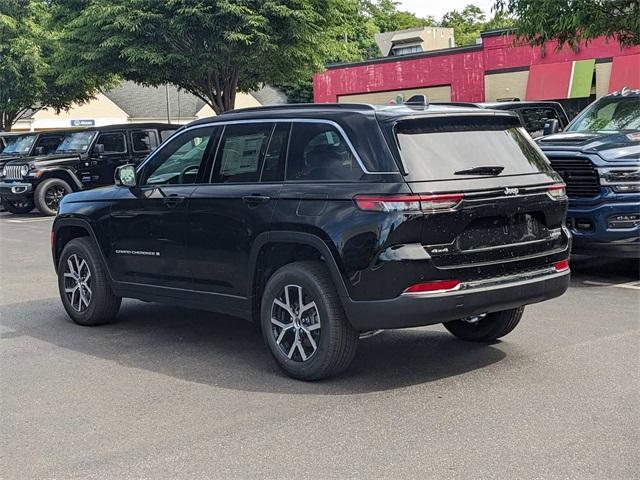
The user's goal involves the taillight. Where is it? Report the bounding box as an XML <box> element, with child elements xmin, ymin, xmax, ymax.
<box><xmin>547</xmin><ymin>184</ymin><xmax>567</xmax><ymax>200</ymax></box>
<box><xmin>403</xmin><ymin>280</ymin><xmax>461</xmax><ymax>294</ymax></box>
<box><xmin>554</xmin><ymin>259</ymin><xmax>570</xmax><ymax>272</ymax></box>
<box><xmin>354</xmin><ymin>193</ymin><xmax>463</xmax><ymax>213</ymax></box>
<box><xmin>354</xmin><ymin>195</ymin><xmax>421</xmax><ymax>212</ymax></box>
<box><xmin>419</xmin><ymin>194</ymin><xmax>464</xmax><ymax>212</ymax></box>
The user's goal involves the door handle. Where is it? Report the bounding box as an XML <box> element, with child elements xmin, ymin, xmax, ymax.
<box><xmin>242</xmin><ymin>195</ymin><xmax>271</xmax><ymax>205</ymax></box>
<box><xmin>163</xmin><ymin>195</ymin><xmax>185</xmax><ymax>208</ymax></box>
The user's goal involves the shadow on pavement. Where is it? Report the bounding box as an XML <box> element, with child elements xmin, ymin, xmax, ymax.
<box><xmin>0</xmin><ymin>211</ymin><xmax>47</xmax><ymax>219</ymax></box>
<box><xmin>569</xmin><ymin>255</ymin><xmax>639</xmax><ymax>288</ymax></box>
<box><xmin>1</xmin><ymin>298</ymin><xmax>506</xmax><ymax>395</ymax></box>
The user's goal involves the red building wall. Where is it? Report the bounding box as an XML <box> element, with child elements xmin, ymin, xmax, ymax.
<box><xmin>314</xmin><ymin>33</ymin><xmax>640</xmax><ymax>103</ymax></box>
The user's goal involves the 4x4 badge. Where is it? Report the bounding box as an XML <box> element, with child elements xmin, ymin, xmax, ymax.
<box><xmin>504</xmin><ymin>187</ymin><xmax>519</xmax><ymax>196</ymax></box>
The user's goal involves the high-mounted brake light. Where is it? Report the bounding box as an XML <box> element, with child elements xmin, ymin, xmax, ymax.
<box><xmin>547</xmin><ymin>184</ymin><xmax>567</xmax><ymax>200</ymax></box>
<box><xmin>354</xmin><ymin>193</ymin><xmax>463</xmax><ymax>213</ymax></box>
<box><xmin>403</xmin><ymin>280</ymin><xmax>461</xmax><ymax>294</ymax></box>
<box><xmin>554</xmin><ymin>259</ymin><xmax>570</xmax><ymax>272</ymax></box>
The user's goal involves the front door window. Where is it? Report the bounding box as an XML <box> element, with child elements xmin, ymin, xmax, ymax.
<box><xmin>140</xmin><ymin>127</ymin><xmax>215</xmax><ymax>185</ymax></box>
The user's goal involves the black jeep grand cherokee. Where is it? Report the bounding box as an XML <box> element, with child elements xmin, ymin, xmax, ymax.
<box><xmin>52</xmin><ymin>102</ymin><xmax>571</xmax><ymax>380</ymax></box>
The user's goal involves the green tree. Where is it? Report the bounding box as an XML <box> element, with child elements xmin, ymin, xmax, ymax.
<box><xmin>483</xmin><ymin>9</ymin><xmax>515</xmax><ymax>32</ymax></box>
<box><xmin>441</xmin><ymin>4</ymin><xmax>486</xmax><ymax>46</ymax></box>
<box><xmin>494</xmin><ymin>0</ymin><xmax>640</xmax><ymax>49</ymax></box>
<box><xmin>0</xmin><ymin>0</ymin><xmax>108</xmax><ymax>131</ymax></box>
<box><xmin>56</xmin><ymin>0</ymin><xmax>355</xmax><ymax>114</ymax></box>
<box><xmin>362</xmin><ymin>0</ymin><xmax>435</xmax><ymax>33</ymax></box>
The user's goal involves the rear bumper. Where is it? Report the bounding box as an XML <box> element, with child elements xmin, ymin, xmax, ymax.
<box><xmin>567</xmin><ymin>201</ymin><xmax>640</xmax><ymax>258</ymax></box>
<box><xmin>0</xmin><ymin>182</ymin><xmax>33</xmax><ymax>200</ymax></box>
<box><xmin>343</xmin><ymin>268</ymin><xmax>570</xmax><ymax>331</ymax></box>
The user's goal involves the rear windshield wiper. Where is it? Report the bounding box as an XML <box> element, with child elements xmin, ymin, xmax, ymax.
<box><xmin>454</xmin><ymin>165</ymin><xmax>504</xmax><ymax>176</ymax></box>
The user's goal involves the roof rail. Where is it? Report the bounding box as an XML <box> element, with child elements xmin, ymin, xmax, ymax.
<box><xmin>221</xmin><ymin>103</ymin><xmax>377</xmax><ymax>115</ymax></box>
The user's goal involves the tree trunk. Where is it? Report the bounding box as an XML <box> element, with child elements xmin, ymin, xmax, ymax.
<box><xmin>0</xmin><ymin>111</ymin><xmax>18</xmax><ymax>132</ymax></box>
<box><xmin>203</xmin><ymin>73</ymin><xmax>239</xmax><ymax>115</ymax></box>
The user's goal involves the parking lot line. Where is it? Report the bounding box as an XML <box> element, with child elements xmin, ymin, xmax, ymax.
<box><xmin>584</xmin><ymin>280</ymin><xmax>640</xmax><ymax>290</ymax></box>
<box><xmin>5</xmin><ymin>218</ymin><xmax>54</xmax><ymax>224</ymax></box>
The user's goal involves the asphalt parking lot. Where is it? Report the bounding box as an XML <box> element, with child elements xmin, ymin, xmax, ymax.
<box><xmin>1</xmin><ymin>211</ymin><xmax>638</xmax><ymax>479</ymax></box>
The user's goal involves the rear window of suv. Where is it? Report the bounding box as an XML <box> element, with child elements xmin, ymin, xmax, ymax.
<box><xmin>395</xmin><ymin>115</ymin><xmax>553</xmax><ymax>181</ymax></box>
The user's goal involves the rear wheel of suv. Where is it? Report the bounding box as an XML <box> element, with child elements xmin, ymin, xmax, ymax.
<box><xmin>443</xmin><ymin>307</ymin><xmax>524</xmax><ymax>342</ymax></box>
<box><xmin>261</xmin><ymin>261</ymin><xmax>359</xmax><ymax>380</ymax></box>
<box><xmin>58</xmin><ymin>238</ymin><xmax>121</xmax><ymax>326</ymax></box>
<box><xmin>35</xmin><ymin>178</ymin><xmax>72</xmax><ymax>216</ymax></box>
<box><xmin>1</xmin><ymin>198</ymin><xmax>34</xmax><ymax>214</ymax></box>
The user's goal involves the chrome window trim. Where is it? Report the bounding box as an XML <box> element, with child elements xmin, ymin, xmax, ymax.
<box><xmin>136</xmin><ymin>118</ymin><xmax>400</xmax><ymax>175</ymax></box>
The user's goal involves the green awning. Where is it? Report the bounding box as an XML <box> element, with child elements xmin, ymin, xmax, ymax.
<box><xmin>568</xmin><ymin>59</ymin><xmax>595</xmax><ymax>98</ymax></box>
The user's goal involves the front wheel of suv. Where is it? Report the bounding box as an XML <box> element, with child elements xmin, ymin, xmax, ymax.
<box><xmin>58</xmin><ymin>237</ymin><xmax>121</xmax><ymax>326</ymax></box>
<box><xmin>1</xmin><ymin>198</ymin><xmax>34</xmax><ymax>214</ymax></box>
<box><xmin>35</xmin><ymin>178</ymin><xmax>72</xmax><ymax>216</ymax></box>
<box><xmin>261</xmin><ymin>261</ymin><xmax>359</xmax><ymax>381</ymax></box>
<box><xmin>443</xmin><ymin>307</ymin><xmax>525</xmax><ymax>342</ymax></box>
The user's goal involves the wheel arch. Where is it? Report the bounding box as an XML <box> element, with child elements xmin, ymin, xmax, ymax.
<box><xmin>52</xmin><ymin>218</ymin><xmax>112</xmax><ymax>282</ymax></box>
<box><xmin>37</xmin><ymin>169</ymin><xmax>83</xmax><ymax>191</ymax></box>
<box><xmin>249</xmin><ymin>231</ymin><xmax>350</xmax><ymax>324</ymax></box>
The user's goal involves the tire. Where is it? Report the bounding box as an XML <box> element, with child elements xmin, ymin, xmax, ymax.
<box><xmin>0</xmin><ymin>197</ymin><xmax>34</xmax><ymax>214</ymax></box>
<box><xmin>58</xmin><ymin>237</ymin><xmax>121</xmax><ymax>326</ymax></box>
<box><xmin>261</xmin><ymin>261</ymin><xmax>359</xmax><ymax>380</ymax></box>
<box><xmin>34</xmin><ymin>178</ymin><xmax>72</xmax><ymax>216</ymax></box>
<box><xmin>443</xmin><ymin>307</ymin><xmax>525</xmax><ymax>342</ymax></box>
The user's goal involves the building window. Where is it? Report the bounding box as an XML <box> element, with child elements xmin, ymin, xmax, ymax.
<box><xmin>391</xmin><ymin>45</ymin><xmax>423</xmax><ymax>56</ymax></box>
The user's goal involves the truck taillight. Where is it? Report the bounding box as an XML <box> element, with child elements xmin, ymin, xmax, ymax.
<box><xmin>547</xmin><ymin>184</ymin><xmax>567</xmax><ymax>200</ymax></box>
<box><xmin>354</xmin><ymin>193</ymin><xmax>463</xmax><ymax>213</ymax></box>
<box><xmin>554</xmin><ymin>259</ymin><xmax>570</xmax><ymax>272</ymax></box>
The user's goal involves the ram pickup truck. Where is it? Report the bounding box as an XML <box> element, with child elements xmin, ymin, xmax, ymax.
<box><xmin>538</xmin><ymin>88</ymin><xmax>640</xmax><ymax>258</ymax></box>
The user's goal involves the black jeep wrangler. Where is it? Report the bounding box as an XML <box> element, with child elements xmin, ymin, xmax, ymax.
<box><xmin>0</xmin><ymin>123</ymin><xmax>176</xmax><ymax>215</ymax></box>
<box><xmin>0</xmin><ymin>130</ymin><xmax>71</xmax><ymax>212</ymax></box>
<box><xmin>0</xmin><ymin>130</ymin><xmax>68</xmax><ymax>170</ymax></box>
<box><xmin>52</xmin><ymin>102</ymin><xmax>571</xmax><ymax>380</ymax></box>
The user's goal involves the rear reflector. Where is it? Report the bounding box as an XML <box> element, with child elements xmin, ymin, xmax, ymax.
<box><xmin>547</xmin><ymin>184</ymin><xmax>567</xmax><ymax>199</ymax></box>
<box><xmin>403</xmin><ymin>280</ymin><xmax>461</xmax><ymax>294</ymax></box>
<box><xmin>354</xmin><ymin>193</ymin><xmax>463</xmax><ymax>213</ymax></box>
<box><xmin>554</xmin><ymin>259</ymin><xmax>570</xmax><ymax>272</ymax></box>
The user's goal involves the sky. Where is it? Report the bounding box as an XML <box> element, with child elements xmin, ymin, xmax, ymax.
<box><xmin>397</xmin><ymin>0</ymin><xmax>496</xmax><ymax>21</ymax></box>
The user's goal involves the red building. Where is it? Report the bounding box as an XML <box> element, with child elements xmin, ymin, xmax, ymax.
<box><xmin>314</xmin><ymin>30</ymin><xmax>640</xmax><ymax>117</ymax></box>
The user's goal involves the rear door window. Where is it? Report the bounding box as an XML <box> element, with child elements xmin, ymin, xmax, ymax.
<box><xmin>286</xmin><ymin>123</ymin><xmax>360</xmax><ymax>181</ymax></box>
<box><xmin>131</xmin><ymin>130</ymin><xmax>159</xmax><ymax>153</ymax></box>
<box><xmin>211</xmin><ymin>123</ymin><xmax>274</xmax><ymax>183</ymax></box>
<box><xmin>395</xmin><ymin>115</ymin><xmax>553</xmax><ymax>181</ymax></box>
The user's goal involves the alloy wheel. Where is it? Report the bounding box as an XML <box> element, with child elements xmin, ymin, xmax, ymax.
<box><xmin>63</xmin><ymin>254</ymin><xmax>92</xmax><ymax>312</ymax></box>
<box><xmin>45</xmin><ymin>186</ymin><xmax>66</xmax><ymax>212</ymax></box>
<box><xmin>270</xmin><ymin>284</ymin><xmax>321</xmax><ymax>362</ymax></box>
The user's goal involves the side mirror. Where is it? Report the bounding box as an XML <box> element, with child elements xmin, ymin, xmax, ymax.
<box><xmin>35</xmin><ymin>146</ymin><xmax>45</xmax><ymax>155</ymax></box>
<box><xmin>543</xmin><ymin>118</ymin><xmax>560</xmax><ymax>136</ymax></box>
<box><xmin>115</xmin><ymin>164</ymin><xmax>137</xmax><ymax>187</ymax></box>
<box><xmin>94</xmin><ymin>144</ymin><xmax>105</xmax><ymax>154</ymax></box>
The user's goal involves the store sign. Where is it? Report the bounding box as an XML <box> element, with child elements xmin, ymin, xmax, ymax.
<box><xmin>70</xmin><ymin>119</ymin><xmax>95</xmax><ymax>127</ymax></box>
